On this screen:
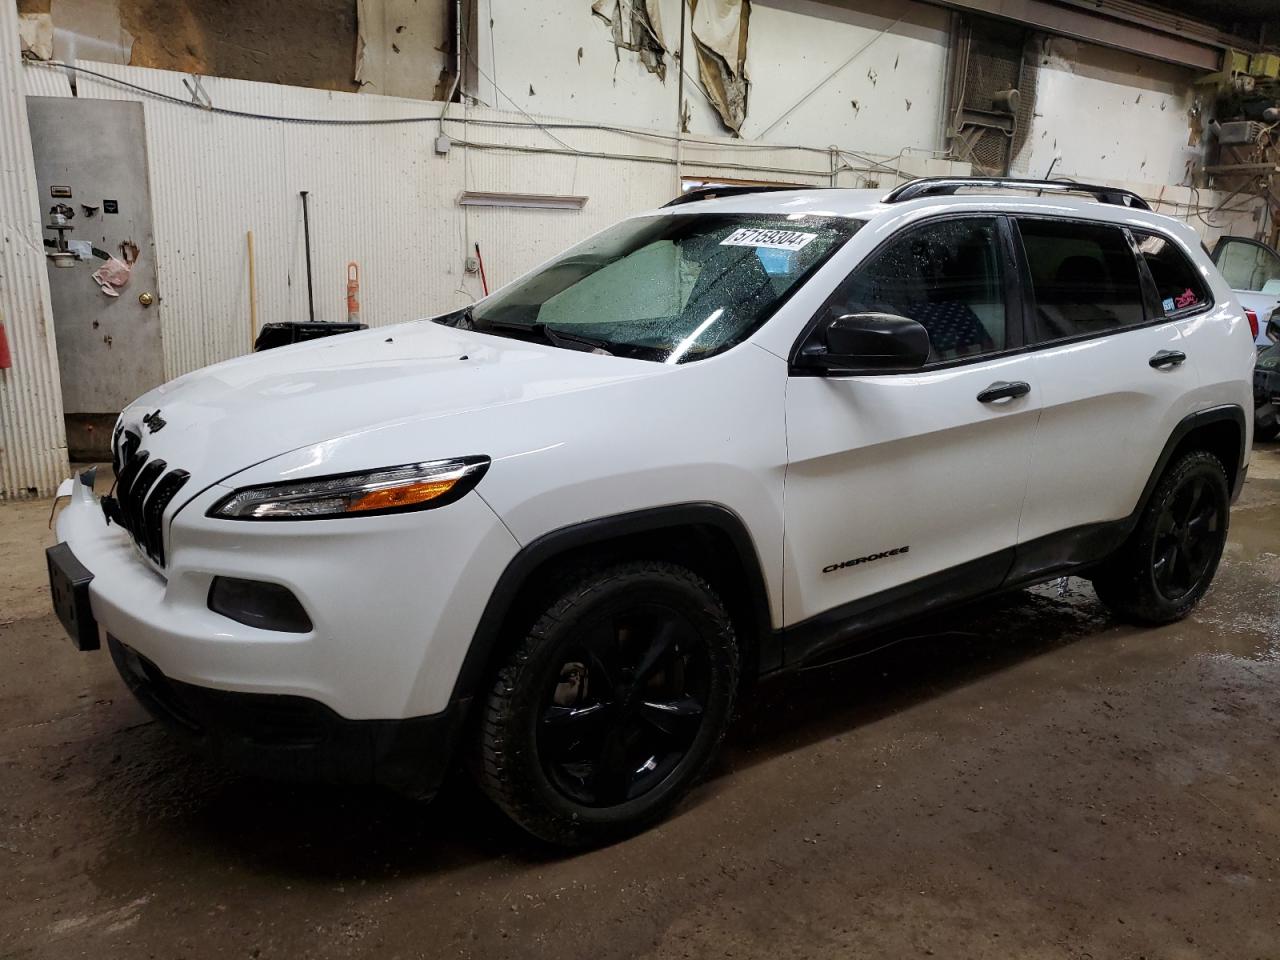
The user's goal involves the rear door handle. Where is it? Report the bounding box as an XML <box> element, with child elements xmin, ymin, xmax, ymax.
<box><xmin>1149</xmin><ymin>349</ymin><xmax>1187</xmax><ymax>369</ymax></box>
<box><xmin>977</xmin><ymin>380</ymin><xmax>1031</xmax><ymax>403</ymax></box>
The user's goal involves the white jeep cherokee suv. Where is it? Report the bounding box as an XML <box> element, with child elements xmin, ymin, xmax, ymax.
<box><xmin>48</xmin><ymin>177</ymin><xmax>1255</xmax><ymax>846</ymax></box>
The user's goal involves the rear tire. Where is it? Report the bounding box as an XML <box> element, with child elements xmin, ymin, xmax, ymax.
<box><xmin>1090</xmin><ymin>450</ymin><xmax>1229</xmax><ymax>625</ymax></box>
<box><xmin>473</xmin><ymin>560</ymin><xmax>739</xmax><ymax>848</ymax></box>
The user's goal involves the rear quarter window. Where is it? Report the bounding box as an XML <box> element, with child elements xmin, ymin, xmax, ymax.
<box><xmin>1133</xmin><ymin>231</ymin><xmax>1211</xmax><ymax>315</ymax></box>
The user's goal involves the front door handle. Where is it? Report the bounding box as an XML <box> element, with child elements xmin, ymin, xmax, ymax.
<box><xmin>1149</xmin><ymin>349</ymin><xmax>1186</xmax><ymax>369</ymax></box>
<box><xmin>977</xmin><ymin>380</ymin><xmax>1031</xmax><ymax>403</ymax></box>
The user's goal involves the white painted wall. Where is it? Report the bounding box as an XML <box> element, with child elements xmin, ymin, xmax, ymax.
<box><xmin>738</xmin><ymin>0</ymin><xmax>950</xmax><ymax>155</ymax></box>
<box><xmin>476</xmin><ymin>0</ymin><xmax>951</xmax><ymax>156</ymax></box>
<box><xmin>1015</xmin><ymin>39</ymin><xmax>1200</xmax><ymax>188</ymax></box>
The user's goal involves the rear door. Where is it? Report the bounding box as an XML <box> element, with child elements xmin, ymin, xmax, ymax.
<box><xmin>1015</xmin><ymin>218</ymin><xmax>1206</xmax><ymax>548</ymax></box>
<box><xmin>1211</xmin><ymin>236</ymin><xmax>1280</xmax><ymax>346</ymax></box>
<box><xmin>783</xmin><ymin>215</ymin><xmax>1040</xmax><ymax>648</ymax></box>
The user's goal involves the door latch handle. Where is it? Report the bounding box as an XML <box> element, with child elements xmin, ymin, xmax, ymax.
<box><xmin>1149</xmin><ymin>349</ymin><xmax>1186</xmax><ymax>369</ymax></box>
<box><xmin>976</xmin><ymin>380</ymin><xmax>1031</xmax><ymax>403</ymax></box>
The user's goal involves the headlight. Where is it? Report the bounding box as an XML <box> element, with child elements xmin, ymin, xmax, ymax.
<box><xmin>208</xmin><ymin>457</ymin><xmax>490</xmax><ymax>520</ymax></box>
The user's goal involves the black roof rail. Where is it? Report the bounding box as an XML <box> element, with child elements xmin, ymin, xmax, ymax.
<box><xmin>883</xmin><ymin>177</ymin><xmax>1151</xmax><ymax>211</ymax></box>
<box><xmin>663</xmin><ymin>184</ymin><xmax>816</xmax><ymax>207</ymax></box>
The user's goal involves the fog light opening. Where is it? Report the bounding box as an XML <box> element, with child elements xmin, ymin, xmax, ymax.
<box><xmin>208</xmin><ymin>577</ymin><xmax>313</xmax><ymax>633</ymax></box>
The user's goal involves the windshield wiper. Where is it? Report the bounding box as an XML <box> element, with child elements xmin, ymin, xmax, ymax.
<box><xmin>432</xmin><ymin>305</ymin><xmax>475</xmax><ymax>329</ymax></box>
<box><xmin>487</xmin><ymin>320</ymin><xmax>614</xmax><ymax>356</ymax></box>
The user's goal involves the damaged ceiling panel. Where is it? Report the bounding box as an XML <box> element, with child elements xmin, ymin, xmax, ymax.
<box><xmin>591</xmin><ymin>0</ymin><xmax>669</xmax><ymax>80</ymax></box>
<box><xmin>690</xmin><ymin>0</ymin><xmax>750</xmax><ymax>135</ymax></box>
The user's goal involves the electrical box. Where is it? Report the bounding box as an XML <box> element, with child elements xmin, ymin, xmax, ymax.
<box><xmin>1216</xmin><ymin>120</ymin><xmax>1266</xmax><ymax>145</ymax></box>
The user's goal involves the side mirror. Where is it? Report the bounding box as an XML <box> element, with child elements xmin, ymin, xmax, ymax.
<box><xmin>800</xmin><ymin>312</ymin><xmax>931</xmax><ymax>373</ymax></box>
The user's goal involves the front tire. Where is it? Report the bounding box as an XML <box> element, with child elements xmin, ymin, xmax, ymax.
<box><xmin>1090</xmin><ymin>450</ymin><xmax>1230</xmax><ymax>624</ymax></box>
<box><xmin>474</xmin><ymin>560</ymin><xmax>739</xmax><ymax>847</ymax></box>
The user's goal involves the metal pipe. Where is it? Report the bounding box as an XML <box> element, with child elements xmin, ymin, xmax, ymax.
<box><xmin>247</xmin><ymin>230</ymin><xmax>258</xmax><ymax>349</ymax></box>
<box><xmin>674</xmin><ymin>0</ymin><xmax>687</xmax><ymax>191</ymax></box>
<box><xmin>300</xmin><ymin>190</ymin><xmax>315</xmax><ymax>323</ymax></box>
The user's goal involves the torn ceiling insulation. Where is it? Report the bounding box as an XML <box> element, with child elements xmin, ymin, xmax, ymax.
<box><xmin>592</xmin><ymin>0</ymin><xmax>752</xmax><ymax>136</ymax></box>
<box><xmin>690</xmin><ymin>0</ymin><xmax>750</xmax><ymax>135</ymax></box>
<box><xmin>592</xmin><ymin>0</ymin><xmax>669</xmax><ymax>80</ymax></box>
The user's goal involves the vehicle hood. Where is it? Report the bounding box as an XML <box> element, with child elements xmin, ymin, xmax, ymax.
<box><xmin>117</xmin><ymin>319</ymin><xmax>661</xmax><ymax>486</ymax></box>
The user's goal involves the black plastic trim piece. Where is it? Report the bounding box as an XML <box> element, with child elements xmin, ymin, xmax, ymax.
<box><xmin>663</xmin><ymin>184</ymin><xmax>816</xmax><ymax>207</ymax></box>
<box><xmin>449</xmin><ymin>503</ymin><xmax>777</xmax><ymax>702</ymax></box>
<box><xmin>108</xmin><ymin>637</ymin><xmax>465</xmax><ymax>798</ymax></box>
<box><xmin>143</xmin><ymin>469</ymin><xmax>190</xmax><ymax>563</ymax></box>
<box><xmin>46</xmin><ymin>542</ymin><xmax>99</xmax><ymax>651</ymax></box>
<box><xmin>208</xmin><ymin>576</ymin><xmax>314</xmax><ymax>634</ymax></box>
<box><xmin>976</xmin><ymin>380</ymin><xmax>1031</xmax><ymax>403</ymax></box>
<box><xmin>779</xmin><ymin>549</ymin><xmax>1015</xmax><ymax>669</ymax></box>
<box><xmin>884</xmin><ymin>177</ymin><xmax>1151</xmax><ymax>210</ymax></box>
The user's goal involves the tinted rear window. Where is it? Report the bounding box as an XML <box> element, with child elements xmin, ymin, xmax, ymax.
<box><xmin>1018</xmin><ymin>219</ymin><xmax>1145</xmax><ymax>343</ymax></box>
<box><xmin>1134</xmin><ymin>231</ymin><xmax>1210</xmax><ymax>315</ymax></box>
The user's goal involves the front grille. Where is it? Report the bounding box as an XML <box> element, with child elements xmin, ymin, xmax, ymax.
<box><xmin>105</xmin><ymin>428</ymin><xmax>190</xmax><ymax>567</ymax></box>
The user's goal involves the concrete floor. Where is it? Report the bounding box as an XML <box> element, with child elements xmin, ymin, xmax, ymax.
<box><xmin>2</xmin><ymin>448</ymin><xmax>1278</xmax><ymax>960</ymax></box>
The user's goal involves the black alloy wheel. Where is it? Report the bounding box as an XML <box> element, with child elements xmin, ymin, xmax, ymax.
<box><xmin>474</xmin><ymin>560</ymin><xmax>739</xmax><ymax>847</ymax></box>
<box><xmin>538</xmin><ymin>603</ymin><xmax>711</xmax><ymax>807</ymax></box>
<box><xmin>1150</xmin><ymin>471</ymin><xmax>1223</xmax><ymax>603</ymax></box>
<box><xmin>1091</xmin><ymin>450</ymin><xmax>1230</xmax><ymax>624</ymax></box>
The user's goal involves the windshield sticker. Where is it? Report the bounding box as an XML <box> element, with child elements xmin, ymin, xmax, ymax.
<box><xmin>1162</xmin><ymin>297</ymin><xmax>1176</xmax><ymax>312</ymax></box>
<box><xmin>1174</xmin><ymin>288</ymin><xmax>1198</xmax><ymax>309</ymax></box>
<box><xmin>720</xmin><ymin>228</ymin><xmax>818</xmax><ymax>252</ymax></box>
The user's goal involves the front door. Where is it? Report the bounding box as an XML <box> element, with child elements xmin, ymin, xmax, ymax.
<box><xmin>782</xmin><ymin>216</ymin><xmax>1040</xmax><ymax>661</ymax></box>
<box><xmin>27</xmin><ymin>97</ymin><xmax>163</xmax><ymax>460</ymax></box>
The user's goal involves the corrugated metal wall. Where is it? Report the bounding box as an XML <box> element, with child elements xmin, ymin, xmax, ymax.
<box><xmin>0</xmin><ymin>4</ymin><xmax>67</xmax><ymax>499</ymax></box>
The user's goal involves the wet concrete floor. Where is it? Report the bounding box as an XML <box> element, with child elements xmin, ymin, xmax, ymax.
<box><xmin>2</xmin><ymin>448</ymin><xmax>1278</xmax><ymax>959</ymax></box>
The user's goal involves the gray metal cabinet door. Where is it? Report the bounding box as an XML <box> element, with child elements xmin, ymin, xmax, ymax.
<box><xmin>27</xmin><ymin>97</ymin><xmax>163</xmax><ymax>457</ymax></box>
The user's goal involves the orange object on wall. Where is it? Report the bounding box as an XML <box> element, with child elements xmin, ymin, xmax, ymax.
<box><xmin>0</xmin><ymin>312</ymin><xmax>12</xmax><ymax>370</ymax></box>
<box><xmin>346</xmin><ymin>262</ymin><xmax>360</xmax><ymax>324</ymax></box>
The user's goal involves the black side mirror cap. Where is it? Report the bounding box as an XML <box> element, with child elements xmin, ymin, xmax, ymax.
<box><xmin>797</xmin><ymin>312</ymin><xmax>931</xmax><ymax>373</ymax></box>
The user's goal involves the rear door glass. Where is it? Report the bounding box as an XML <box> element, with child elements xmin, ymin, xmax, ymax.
<box><xmin>1017</xmin><ymin>219</ymin><xmax>1146</xmax><ymax>343</ymax></box>
<box><xmin>1133</xmin><ymin>231</ymin><xmax>1211</xmax><ymax>315</ymax></box>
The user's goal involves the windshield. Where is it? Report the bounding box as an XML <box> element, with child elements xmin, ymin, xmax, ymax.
<box><xmin>451</xmin><ymin>213</ymin><xmax>861</xmax><ymax>363</ymax></box>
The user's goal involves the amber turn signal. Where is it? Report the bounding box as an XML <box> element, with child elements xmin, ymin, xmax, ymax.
<box><xmin>348</xmin><ymin>479</ymin><xmax>458</xmax><ymax>512</ymax></box>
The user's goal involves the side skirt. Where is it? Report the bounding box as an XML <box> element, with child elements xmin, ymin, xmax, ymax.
<box><xmin>775</xmin><ymin>518</ymin><xmax>1131</xmax><ymax>674</ymax></box>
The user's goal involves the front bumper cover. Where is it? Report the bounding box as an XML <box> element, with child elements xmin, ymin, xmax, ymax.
<box><xmin>109</xmin><ymin>636</ymin><xmax>468</xmax><ymax>797</ymax></box>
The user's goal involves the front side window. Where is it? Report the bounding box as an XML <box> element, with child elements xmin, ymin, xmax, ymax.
<box><xmin>458</xmin><ymin>213</ymin><xmax>861</xmax><ymax>364</ymax></box>
<box><xmin>823</xmin><ymin>217</ymin><xmax>1007</xmax><ymax>362</ymax></box>
<box><xmin>1213</xmin><ymin>237</ymin><xmax>1280</xmax><ymax>294</ymax></box>
<box><xmin>1018</xmin><ymin>219</ymin><xmax>1145</xmax><ymax>342</ymax></box>
<box><xmin>1134</xmin><ymin>231</ymin><xmax>1210</xmax><ymax>315</ymax></box>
